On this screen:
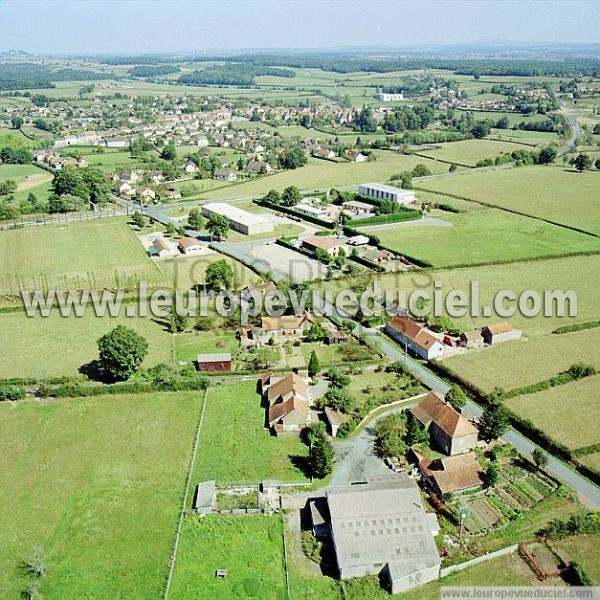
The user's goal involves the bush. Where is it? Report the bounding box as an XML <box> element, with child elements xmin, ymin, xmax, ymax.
<box><xmin>0</xmin><ymin>384</ymin><xmax>26</xmax><ymax>401</ymax></box>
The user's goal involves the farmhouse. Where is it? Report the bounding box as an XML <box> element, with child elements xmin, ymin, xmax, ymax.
<box><xmin>258</xmin><ymin>310</ymin><xmax>316</xmax><ymax>344</ymax></box>
<box><xmin>345</xmin><ymin>149</ymin><xmax>368</xmax><ymax>162</ymax></box>
<box><xmin>135</xmin><ymin>187</ymin><xmax>156</xmax><ymax>202</ymax></box>
<box><xmin>184</xmin><ymin>161</ymin><xmax>198</xmax><ymax>174</ymax></box>
<box><xmin>410</xmin><ymin>391</ymin><xmax>479</xmax><ymax>456</ymax></box>
<box><xmin>358</xmin><ymin>183</ymin><xmax>416</xmax><ymax>205</ymax></box>
<box><xmin>302</xmin><ymin>235</ymin><xmax>345</xmax><ymax>257</ymax></box>
<box><xmin>201</xmin><ymin>202</ymin><xmax>274</xmax><ymax>236</ymax></box>
<box><xmin>482</xmin><ymin>322</ymin><xmax>522</xmax><ymax>346</ymax></box>
<box><xmin>412</xmin><ymin>450</ymin><xmax>483</xmax><ymax>496</ymax></box>
<box><xmin>312</xmin><ymin>148</ymin><xmax>336</xmax><ymax>159</ymax></box>
<box><xmin>151</xmin><ymin>237</ymin><xmax>178</xmax><ymax>259</ymax></box>
<box><xmin>323</xmin><ymin>475</ymin><xmax>441</xmax><ymax>594</ymax></box>
<box><xmin>262</xmin><ymin>372</ymin><xmax>311</xmax><ymax>435</ymax></box>
<box><xmin>178</xmin><ymin>236</ymin><xmax>206</xmax><ymax>255</ymax></box>
<box><xmin>385</xmin><ymin>315</ymin><xmax>445</xmax><ymax>361</ymax></box>
<box><xmin>247</xmin><ymin>160</ymin><xmax>272</xmax><ymax>175</ymax></box>
<box><xmin>196</xmin><ymin>353</ymin><xmax>232</xmax><ymax>372</ymax></box>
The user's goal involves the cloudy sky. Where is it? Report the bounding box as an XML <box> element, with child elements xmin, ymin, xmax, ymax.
<box><xmin>0</xmin><ymin>1</ymin><xmax>598</xmax><ymax>54</ymax></box>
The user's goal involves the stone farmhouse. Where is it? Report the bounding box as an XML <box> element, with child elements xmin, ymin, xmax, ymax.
<box><xmin>385</xmin><ymin>315</ymin><xmax>445</xmax><ymax>361</ymax></box>
<box><xmin>260</xmin><ymin>372</ymin><xmax>311</xmax><ymax>436</ymax></box>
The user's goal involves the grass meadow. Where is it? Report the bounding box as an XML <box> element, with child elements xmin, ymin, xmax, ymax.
<box><xmin>367</xmin><ymin>205</ymin><xmax>599</xmax><ymax>267</ymax></box>
<box><xmin>416</xmin><ymin>139</ymin><xmax>530</xmax><ymax>166</ymax></box>
<box><xmin>559</xmin><ymin>534</ymin><xmax>600</xmax><ymax>583</ymax></box>
<box><xmin>191</xmin><ymin>380</ymin><xmax>309</xmax><ymax>485</ymax></box>
<box><xmin>444</xmin><ymin>328</ymin><xmax>600</xmax><ymax>394</ymax></box>
<box><xmin>169</xmin><ymin>515</ymin><xmax>287</xmax><ymax>600</ymax></box>
<box><xmin>0</xmin><ymin>310</ymin><xmax>173</xmax><ymax>378</ymax></box>
<box><xmin>0</xmin><ymin>391</ymin><xmax>201</xmax><ymax>599</ymax></box>
<box><xmin>0</xmin><ymin>218</ymin><xmax>165</xmax><ymax>297</ymax></box>
<box><xmin>200</xmin><ymin>151</ymin><xmax>451</xmax><ymax>199</ymax></box>
<box><xmin>419</xmin><ymin>165</ymin><xmax>600</xmax><ymax>235</ymax></box>
<box><xmin>505</xmin><ymin>375</ymin><xmax>600</xmax><ymax>451</ymax></box>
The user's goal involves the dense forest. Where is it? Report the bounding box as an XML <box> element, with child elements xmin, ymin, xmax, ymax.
<box><xmin>178</xmin><ymin>64</ymin><xmax>295</xmax><ymax>86</ymax></box>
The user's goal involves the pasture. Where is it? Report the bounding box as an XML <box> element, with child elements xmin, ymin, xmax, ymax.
<box><xmin>200</xmin><ymin>152</ymin><xmax>450</xmax><ymax>199</ymax></box>
<box><xmin>505</xmin><ymin>375</ymin><xmax>600</xmax><ymax>451</ymax></box>
<box><xmin>0</xmin><ymin>310</ymin><xmax>173</xmax><ymax>378</ymax></box>
<box><xmin>559</xmin><ymin>534</ymin><xmax>600</xmax><ymax>583</ymax></box>
<box><xmin>0</xmin><ymin>391</ymin><xmax>201</xmax><ymax>599</ymax></box>
<box><xmin>368</xmin><ymin>205</ymin><xmax>599</xmax><ymax>267</ymax></box>
<box><xmin>82</xmin><ymin>149</ymin><xmax>153</xmax><ymax>173</ymax></box>
<box><xmin>444</xmin><ymin>328</ymin><xmax>600</xmax><ymax>394</ymax></box>
<box><xmin>191</xmin><ymin>380</ymin><xmax>309</xmax><ymax>484</ymax></box>
<box><xmin>419</xmin><ymin>165</ymin><xmax>600</xmax><ymax>235</ymax></box>
<box><xmin>174</xmin><ymin>329</ymin><xmax>239</xmax><ymax>363</ymax></box>
<box><xmin>416</xmin><ymin>139</ymin><xmax>530</xmax><ymax>166</ymax></box>
<box><xmin>0</xmin><ymin>218</ymin><xmax>165</xmax><ymax>296</ymax></box>
<box><xmin>169</xmin><ymin>515</ymin><xmax>287</xmax><ymax>600</ymax></box>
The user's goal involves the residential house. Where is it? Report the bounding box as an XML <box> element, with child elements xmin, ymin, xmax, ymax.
<box><xmin>178</xmin><ymin>236</ymin><xmax>206</xmax><ymax>255</ymax></box>
<box><xmin>342</xmin><ymin>200</ymin><xmax>373</xmax><ymax>217</ymax></box>
<box><xmin>151</xmin><ymin>237</ymin><xmax>178</xmax><ymax>259</ymax></box>
<box><xmin>184</xmin><ymin>161</ymin><xmax>198</xmax><ymax>175</ymax></box>
<box><xmin>302</xmin><ymin>236</ymin><xmax>345</xmax><ymax>257</ymax></box>
<box><xmin>114</xmin><ymin>181</ymin><xmax>134</xmax><ymax>196</ymax></box>
<box><xmin>312</xmin><ymin>147</ymin><xmax>336</xmax><ymax>160</ymax></box>
<box><xmin>247</xmin><ymin>160</ymin><xmax>272</xmax><ymax>176</ymax></box>
<box><xmin>410</xmin><ymin>391</ymin><xmax>479</xmax><ymax>456</ymax></box>
<box><xmin>345</xmin><ymin>149</ymin><xmax>368</xmax><ymax>162</ymax></box>
<box><xmin>135</xmin><ymin>187</ymin><xmax>156</xmax><ymax>203</ymax></box>
<box><xmin>385</xmin><ymin>315</ymin><xmax>445</xmax><ymax>361</ymax></box>
<box><xmin>322</xmin><ymin>475</ymin><xmax>441</xmax><ymax>594</ymax></box>
<box><xmin>163</xmin><ymin>187</ymin><xmax>182</xmax><ymax>200</ymax></box>
<box><xmin>255</xmin><ymin>311</ymin><xmax>316</xmax><ymax>345</ymax></box>
<box><xmin>481</xmin><ymin>323</ymin><xmax>522</xmax><ymax>346</ymax></box>
<box><xmin>213</xmin><ymin>167</ymin><xmax>237</xmax><ymax>182</ymax></box>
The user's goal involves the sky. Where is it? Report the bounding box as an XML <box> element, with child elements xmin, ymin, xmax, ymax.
<box><xmin>0</xmin><ymin>0</ymin><xmax>598</xmax><ymax>54</ymax></box>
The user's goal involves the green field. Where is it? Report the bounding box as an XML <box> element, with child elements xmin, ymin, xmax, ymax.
<box><xmin>0</xmin><ymin>218</ymin><xmax>165</xmax><ymax>296</ymax></box>
<box><xmin>420</xmin><ymin>165</ymin><xmax>600</xmax><ymax>235</ymax></box>
<box><xmin>578</xmin><ymin>453</ymin><xmax>600</xmax><ymax>476</ymax></box>
<box><xmin>416</xmin><ymin>139</ymin><xmax>530</xmax><ymax>166</ymax></box>
<box><xmin>170</xmin><ymin>515</ymin><xmax>287</xmax><ymax>600</ymax></box>
<box><xmin>174</xmin><ymin>329</ymin><xmax>239</xmax><ymax>362</ymax></box>
<box><xmin>200</xmin><ymin>151</ymin><xmax>450</xmax><ymax>199</ymax></box>
<box><xmin>559</xmin><ymin>534</ymin><xmax>600</xmax><ymax>583</ymax></box>
<box><xmin>444</xmin><ymin>328</ymin><xmax>600</xmax><ymax>394</ymax></box>
<box><xmin>0</xmin><ymin>164</ymin><xmax>54</xmax><ymax>210</ymax></box>
<box><xmin>0</xmin><ymin>391</ymin><xmax>200</xmax><ymax>599</ymax></box>
<box><xmin>83</xmin><ymin>149</ymin><xmax>154</xmax><ymax>173</ymax></box>
<box><xmin>488</xmin><ymin>128</ymin><xmax>559</xmax><ymax>146</ymax></box>
<box><xmin>191</xmin><ymin>380</ymin><xmax>309</xmax><ymax>484</ymax></box>
<box><xmin>0</xmin><ymin>310</ymin><xmax>173</xmax><ymax>378</ymax></box>
<box><xmin>505</xmin><ymin>375</ymin><xmax>600</xmax><ymax>450</ymax></box>
<box><xmin>367</xmin><ymin>205</ymin><xmax>599</xmax><ymax>267</ymax></box>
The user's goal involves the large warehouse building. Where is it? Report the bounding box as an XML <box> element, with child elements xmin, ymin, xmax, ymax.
<box><xmin>201</xmin><ymin>202</ymin><xmax>274</xmax><ymax>236</ymax></box>
<box><xmin>358</xmin><ymin>183</ymin><xmax>416</xmax><ymax>205</ymax></box>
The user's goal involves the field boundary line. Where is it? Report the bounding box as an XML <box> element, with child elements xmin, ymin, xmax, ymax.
<box><xmin>163</xmin><ymin>386</ymin><xmax>209</xmax><ymax>600</ymax></box>
<box><xmin>281</xmin><ymin>513</ymin><xmax>291</xmax><ymax>600</ymax></box>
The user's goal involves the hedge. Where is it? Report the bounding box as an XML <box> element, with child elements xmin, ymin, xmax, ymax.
<box><xmin>552</xmin><ymin>320</ymin><xmax>600</xmax><ymax>335</ymax></box>
<box><xmin>351</xmin><ymin>210</ymin><xmax>421</xmax><ymax>227</ymax></box>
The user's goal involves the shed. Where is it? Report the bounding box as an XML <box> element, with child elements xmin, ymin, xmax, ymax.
<box><xmin>193</xmin><ymin>480</ymin><xmax>216</xmax><ymax>513</ymax></box>
<box><xmin>196</xmin><ymin>353</ymin><xmax>232</xmax><ymax>372</ymax></box>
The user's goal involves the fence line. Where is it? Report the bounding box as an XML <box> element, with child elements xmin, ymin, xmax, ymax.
<box><xmin>440</xmin><ymin>544</ymin><xmax>518</xmax><ymax>578</ymax></box>
<box><xmin>163</xmin><ymin>387</ymin><xmax>209</xmax><ymax>600</ymax></box>
<box><xmin>0</xmin><ymin>207</ymin><xmax>132</xmax><ymax>230</ymax></box>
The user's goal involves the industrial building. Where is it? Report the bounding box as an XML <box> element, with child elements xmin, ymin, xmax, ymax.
<box><xmin>358</xmin><ymin>183</ymin><xmax>416</xmax><ymax>205</ymax></box>
<box><xmin>201</xmin><ymin>202</ymin><xmax>274</xmax><ymax>235</ymax></box>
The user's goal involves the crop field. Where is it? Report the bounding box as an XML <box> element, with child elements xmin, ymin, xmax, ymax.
<box><xmin>0</xmin><ymin>310</ymin><xmax>173</xmax><ymax>378</ymax></box>
<box><xmin>200</xmin><ymin>151</ymin><xmax>450</xmax><ymax>199</ymax></box>
<box><xmin>505</xmin><ymin>375</ymin><xmax>600</xmax><ymax>451</ymax></box>
<box><xmin>0</xmin><ymin>391</ymin><xmax>200</xmax><ymax>599</ymax></box>
<box><xmin>191</xmin><ymin>380</ymin><xmax>309</xmax><ymax>484</ymax></box>
<box><xmin>419</xmin><ymin>165</ymin><xmax>600</xmax><ymax>235</ymax></box>
<box><xmin>444</xmin><ymin>328</ymin><xmax>600</xmax><ymax>394</ymax></box>
<box><xmin>170</xmin><ymin>515</ymin><xmax>286</xmax><ymax>600</ymax></box>
<box><xmin>416</xmin><ymin>139</ymin><xmax>530</xmax><ymax>166</ymax></box>
<box><xmin>0</xmin><ymin>218</ymin><xmax>165</xmax><ymax>296</ymax></box>
<box><xmin>369</xmin><ymin>205</ymin><xmax>598</xmax><ymax>267</ymax></box>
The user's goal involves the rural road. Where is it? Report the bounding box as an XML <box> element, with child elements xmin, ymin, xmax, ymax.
<box><xmin>557</xmin><ymin>95</ymin><xmax>582</xmax><ymax>151</ymax></box>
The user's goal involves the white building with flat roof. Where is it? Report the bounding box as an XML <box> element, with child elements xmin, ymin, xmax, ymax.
<box><xmin>201</xmin><ymin>202</ymin><xmax>274</xmax><ymax>236</ymax></box>
<box><xmin>358</xmin><ymin>183</ymin><xmax>416</xmax><ymax>205</ymax></box>
<box><xmin>374</xmin><ymin>93</ymin><xmax>404</xmax><ymax>102</ymax></box>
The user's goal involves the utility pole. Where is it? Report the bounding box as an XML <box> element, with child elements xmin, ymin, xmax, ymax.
<box><xmin>458</xmin><ymin>505</ymin><xmax>469</xmax><ymax>547</ymax></box>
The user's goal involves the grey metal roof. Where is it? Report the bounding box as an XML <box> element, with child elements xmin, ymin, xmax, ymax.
<box><xmin>327</xmin><ymin>476</ymin><xmax>440</xmax><ymax>576</ymax></box>
<box><xmin>196</xmin><ymin>353</ymin><xmax>232</xmax><ymax>362</ymax></box>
